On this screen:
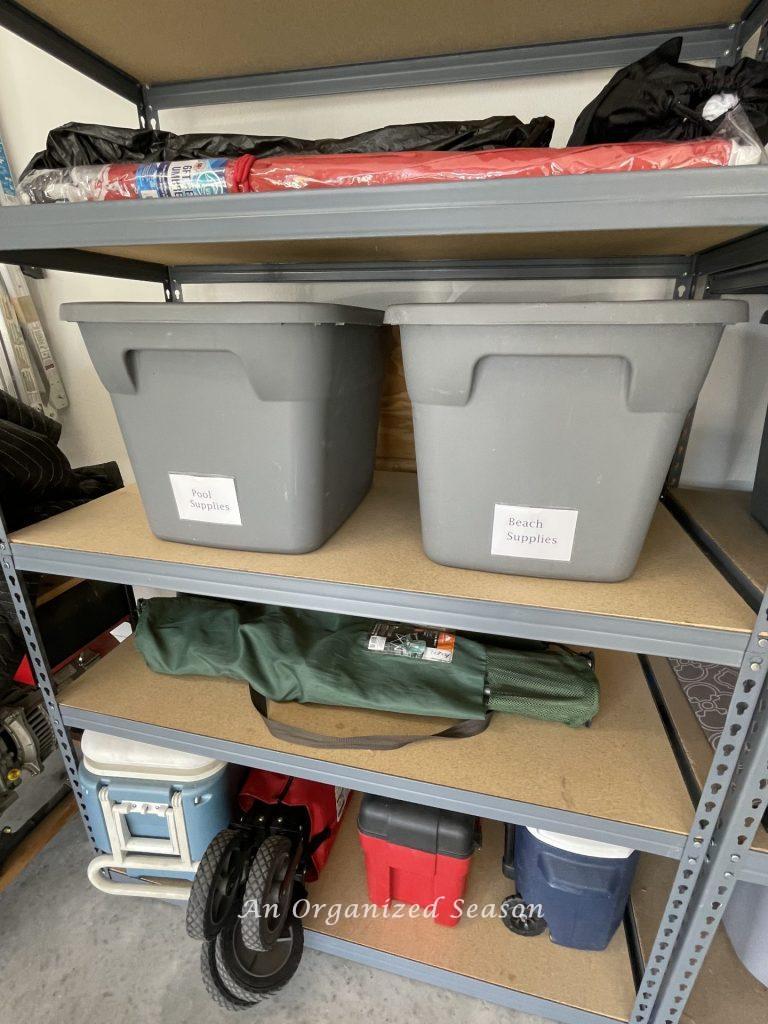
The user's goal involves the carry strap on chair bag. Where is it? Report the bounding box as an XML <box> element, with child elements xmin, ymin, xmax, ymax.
<box><xmin>134</xmin><ymin>596</ymin><xmax>599</xmax><ymax>749</ymax></box>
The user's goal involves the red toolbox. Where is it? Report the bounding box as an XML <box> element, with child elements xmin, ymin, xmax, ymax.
<box><xmin>357</xmin><ymin>795</ymin><xmax>479</xmax><ymax>927</ymax></box>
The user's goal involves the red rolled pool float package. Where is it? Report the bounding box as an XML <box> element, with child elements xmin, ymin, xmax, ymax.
<box><xmin>244</xmin><ymin>137</ymin><xmax>756</xmax><ymax>192</ymax></box>
<box><xmin>18</xmin><ymin>137</ymin><xmax>760</xmax><ymax>204</ymax></box>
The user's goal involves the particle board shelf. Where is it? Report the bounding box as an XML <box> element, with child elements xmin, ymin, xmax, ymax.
<box><xmin>666</xmin><ymin>487</ymin><xmax>768</xmax><ymax>609</ymax></box>
<box><xmin>304</xmin><ymin>799</ymin><xmax>636</xmax><ymax>1022</ymax></box>
<box><xmin>631</xmin><ymin>855</ymin><xmax>768</xmax><ymax>1023</ymax></box>
<box><xmin>59</xmin><ymin>638</ymin><xmax>693</xmax><ymax>856</ymax></box>
<box><xmin>0</xmin><ymin>171</ymin><xmax>765</xmax><ymax>276</ymax></box>
<box><xmin>646</xmin><ymin>656</ymin><xmax>768</xmax><ymax>883</ymax></box>
<box><xmin>13</xmin><ymin>0</ymin><xmax>746</xmax><ymax>84</ymax></box>
<box><xmin>11</xmin><ymin>472</ymin><xmax>754</xmax><ymax>664</ymax></box>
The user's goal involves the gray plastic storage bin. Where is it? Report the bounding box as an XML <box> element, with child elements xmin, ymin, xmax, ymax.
<box><xmin>62</xmin><ymin>302</ymin><xmax>384</xmax><ymax>553</ymax></box>
<box><xmin>386</xmin><ymin>301</ymin><xmax>747</xmax><ymax>581</ymax></box>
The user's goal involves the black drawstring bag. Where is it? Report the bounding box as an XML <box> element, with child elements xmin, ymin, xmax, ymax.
<box><xmin>22</xmin><ymin>114</ymin><xmax>555</xmax><ymax>177</ymax></box>
<box><xmin>569</xmin><ymin>37</ymin><xmax>768</xmax><ymax>146</ymax></box>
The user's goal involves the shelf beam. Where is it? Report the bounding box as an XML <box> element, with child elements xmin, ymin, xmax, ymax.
<box><xmin>9</xmin><ymin>477</ymin><xmax>754</xmax><ymax>666</ymax></box>
<box><xmin>0</xmin><ymin>248</ymin><xmax>167</xmax><ymax>282</ymax></box>
<box><xmin>0</xmin><ymin>0</ymin><xmax>140</xmax><ymax>103</ymax></box>
<box><xmin>0</xmin><ymin>2</ymin><xmax>739</xmax><ymax>111</ymax></box>
<box><xmin>303</xmin><ymin>932</ymin><xmax>624</xmax><ymax>1024</ymax></box>
<box><xmin>58</xmin><ymin>703</ymin><xmax>687</xmax><ymax>859</ymax></box>
<box><xmin>0</xmin><ymin>168</ymin><xmax>766</xmax><ymax>252</ymax></box>
<box><xmin>696</xmin><ymin>226</ymin><xmax>768</xmax><ymax>275</ymax></box>
<box><xmin>10</xmin><ymin>542</ymin><xmax>750</xmax><ymax>667</ymax></box>
<box><xmin>147</xmin><ymin>26</ymin><xmax>735</xmax><ymax>110</ymax></box>
<box><xmin>170</xmin><ymin>256</ymin><xmax>691</xmax><ymax>287</ymax></box>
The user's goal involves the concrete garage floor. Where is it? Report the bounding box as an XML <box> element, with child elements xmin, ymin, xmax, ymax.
<box><xmin>1</xmin><ymin>816</ymin><xmax>546</xmax><ymax>1024</ymax></box>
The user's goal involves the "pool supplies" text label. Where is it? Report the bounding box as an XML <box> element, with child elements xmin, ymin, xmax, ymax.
<box><xmin>169</xmin><ymin>473</ymin><xmax>242</xmax><ymax>526</ymax></box>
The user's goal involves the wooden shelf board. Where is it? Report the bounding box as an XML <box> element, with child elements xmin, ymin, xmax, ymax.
<box><xmin>632</xmin><ymin>854</ymin><xmax>768</xmax><ymax>1024</ymax></box>
<box><xmin>59</xmin><ymin>640</ymin><xmax>693</xmax><ymax>838</ymax></box>
<box><xmin>89</xmin><ymin>226</ymin><xmax>751</xmax><ymax>268</ymax></box>
<box><xmin>11</xmin><ymin>472</ymin><xmax>755</xmax><ymax>637</ymax></box>
<box><xmin>668</xmin><ymin>487</ymin><xmax>768</xmax><ymax>604</ymax></box>
<box><xmin>20</xmin><ymin>0</ymin><xmax>745</xmax><ymax>85</ymax></box>
<box><xmin>647</xmin><ymin>656</ymin><xmax>768</xmax><ymax>858</ymax></box>
<box><xmin>306</xmin><ymin>797</ymin><xmax>636</xmax><ymax>1019</ymax></box>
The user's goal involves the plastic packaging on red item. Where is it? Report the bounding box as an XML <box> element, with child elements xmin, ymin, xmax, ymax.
<box><xmin>243</xmin><ymin>137</ymin><xmax>759</xmax><ymax>193</ymax></box>
<box><xmin>19</xmin><ymin>137</ymin><xmax>761</xmax><ymax>204</ymax></box>
<box><xmin>19</xmin><ymin>155</ymin><xmax>254</xmax><ymax>203</ymax></box>
<box><xmin>238</xmin><ymin>770</ymin><xmax>349</xmax><ymax>881</ymax></box>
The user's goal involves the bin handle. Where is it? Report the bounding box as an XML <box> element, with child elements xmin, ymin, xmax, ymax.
<box><xmin>401</xmin><ymin>329</ymin><xmax>723</xmax><ymax>413</ymax></box>
<box><xmin>85</xmin><ymin>331</ymin><xmax>329</xmax><ymax>400</ymax></box>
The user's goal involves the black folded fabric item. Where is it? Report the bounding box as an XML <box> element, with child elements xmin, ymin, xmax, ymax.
<box><xmin>0</xmin><ymin>390</ymin><xmax>123</xmax><ymax>684</ymax></box>
<box><xmin>22</xmin><ymin>114</ymin><xmax>555</xmax><ymax>175</ymax></box>
<box><xmin>0</xmin><ymin>390</ymin><xmax>122</xmax><ymax>532</ymax></box>
<box><xmin>569</xmin><ymin>37</ymin><xmax>768</xmax><ymax>145</ymax></box>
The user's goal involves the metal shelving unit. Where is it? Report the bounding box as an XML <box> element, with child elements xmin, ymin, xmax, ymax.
<box><xmin>665</xmin><ymin>487</ymin><xmax>768</xmax><ymax>608</ymax></box>
<box><xmin>646</xmin><ymin>655</ymin><xmax>768</xmax><ymax>884</ymax></box>
<box><xmin>7</xmin><ymin>475</ymin><xmax>756</xmax><ymax>664</ymax></box>
<box><xmin>53</xmin><ymin>638</ymin><xmax>697</xmax><ymax>857</ymax></box>
<box><xmin>2</xmin><ymin>2</ymin><xmax>768</xmax><ymax>1023</ymax></box>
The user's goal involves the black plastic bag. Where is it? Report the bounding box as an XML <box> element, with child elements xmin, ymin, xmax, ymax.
<box><xmin>569</xmin><ymin>37</ymin><xmax>768</xmax><ymax>146</ymax></box>
<box><xmin>23</xmin><ymin>114</ymin><xmax>555</xmax><ymax>176</ymax></box>
<box><xmin>0</xmin><ymin>389</ymin><xmax>122</xmax><ymax>532</ymax></box>
<box><xmin>0</xmin><ymin>390</ymin><xmax>123</xmax><ymax>684</ymax></box>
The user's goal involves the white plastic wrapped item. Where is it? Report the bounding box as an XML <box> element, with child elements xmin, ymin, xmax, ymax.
<box><xmin>0</xmin><ymin>265</ymin><xmax>67</xmax><ymax>409</ymax></box>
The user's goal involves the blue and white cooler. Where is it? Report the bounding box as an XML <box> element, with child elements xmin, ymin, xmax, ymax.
<box><xmin>79</xmin><ymin>730</ymin><xmax>233</xmax><ymax>900</ymax></box>
<box><xmin>515</xmin><ymin>826</ymin><xmax>639</xmax><ymax>951</ymax></box>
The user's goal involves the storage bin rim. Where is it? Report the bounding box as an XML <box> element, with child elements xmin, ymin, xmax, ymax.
<box><xmin>384</xmin><ymin>300</ymin><xmax>748</xmax><ymax>327</ymax></box>
<box><xmin>60</xmin><ymin>301</ymin><xmax>383</xmax><ymax>327</ymax></box>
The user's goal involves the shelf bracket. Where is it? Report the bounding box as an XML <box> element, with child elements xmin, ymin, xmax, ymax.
<box><xmin>0</xmin><ymin>505</ymin><xmax>99</xmax><ymax>853</ymax></box>
<box><xmin>631</xmin><ymin>587</ymin><xmax>768</xmax><ymax>1024</ymax></box>
<box><xmin>735</xmin><ymin>0</ymin><xmax>768</xmax><ymax>60</ymax></box>
<box><xmin>0</xmin><ymin>0</ymin><xmax>141</xmax><ymax>104</ymax></box>
<box><xmin>163</xmin><ymin>268</ymin><xmax>183</xmax><ymax>303</ymax></box>
<box><xmin>137</xmin><ymin>85</ymin><xmax>159</xmax><ymax>131</ymax></box>
<box><xmin>664</xmin><ymin>266</ymin><xmax>699</xmax><ymax>489</ymax></box>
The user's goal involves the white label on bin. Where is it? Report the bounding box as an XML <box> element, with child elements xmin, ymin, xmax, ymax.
<box><xmin>169</xmin><ymin>473</ymin><xmax>242</xmax><ymax>526</ymax></box>
<box><xmin>491</xmin><ymin>503</ymin><xmax>578</xmax><ymax>562</ymax></box>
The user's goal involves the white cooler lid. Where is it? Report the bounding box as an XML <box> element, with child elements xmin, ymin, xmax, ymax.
<box><xmin>526</xmin><ymin>827</ymin><xmax>635</xmax><ymax>860</ymax></box>
<box><xmin>81</xmin><ymin>730</ymin><xmax>225</xmax><ymax>781</ymax></box>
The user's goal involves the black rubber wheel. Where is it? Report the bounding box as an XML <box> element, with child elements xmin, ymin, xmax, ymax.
<box><xmin>500</xmin><ymin>893</ymin><xmax>548</xmax><ymax>937</ymax></box>
<box><xmin>217</xmin><ymin>913</ymin><xmax>304</xmax><ymax>998</ymax></box>
<box><xmin>187</xmin><ymin>829</ymin><xmax>249</xmax><ymax>941</ymax></box>
<box><xmin>239</xmin><ymin>835</ymin><xmax>294</xmax><ymax>952</ymax></box>
<box><xmin>199</xmin><ymin>938</ymin><xmax>258</xmax><ymax>1011</ymax></box>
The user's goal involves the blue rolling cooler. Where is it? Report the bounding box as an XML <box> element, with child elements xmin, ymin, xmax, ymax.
<box><xmin>79</xmin><ymin>731</ymin><xmax>233</xmax><ymax>898</ymax></box>
<box><xmin>515</xmin><ymin>826</ymin><xmax>639</xmax><ymax>951</ymax></box>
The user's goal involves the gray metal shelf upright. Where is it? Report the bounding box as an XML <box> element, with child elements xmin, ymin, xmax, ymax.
<box><xmin>2</xmin><ymin>2</ymin><xmax>768</xmax><ymax>1023</ymax></box>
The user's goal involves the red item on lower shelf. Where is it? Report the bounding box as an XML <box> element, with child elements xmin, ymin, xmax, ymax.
<box><xmin>239</xmin><ymin>770</ymin><xmax>349</xmax><ymax>880</ymax></box>
<box><xmin>358</xmin><ymin>830</ymin><xmax>474</xmax><ymax>927</ymax></box>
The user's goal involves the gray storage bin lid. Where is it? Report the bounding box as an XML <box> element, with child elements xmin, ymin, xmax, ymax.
<box><xmin>61</xmin><ymin>301</ymin><xmax>383</xmax><ymax>326</ymax></box>
<box><xmin>384</xmin><ymin>300</ymin><xmax>747</xmax><ymax>326</ymax></box>
<box><xmin>357</xmin><ymin>793</ymin><xmax>477</xmax><ymax>858</ymax></box>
